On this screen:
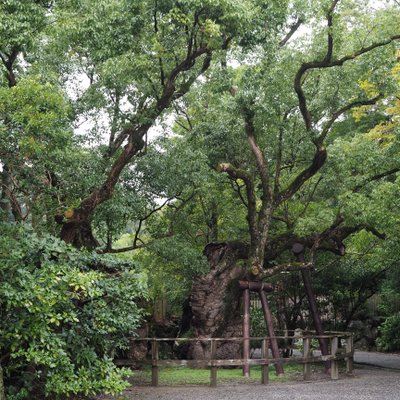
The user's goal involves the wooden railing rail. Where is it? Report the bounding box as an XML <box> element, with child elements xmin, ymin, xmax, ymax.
<box><xmin>122</xmin><ymin>331</ymin><xmax>354</xmax><ymax>387</ymax></box>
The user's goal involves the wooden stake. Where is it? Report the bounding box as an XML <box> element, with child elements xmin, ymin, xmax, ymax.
<box><xmin>330</xmin><ymin>337</ymin><xmax>339</xmax><ymax>380</ymax></box>
<box><xmin>210</xmin><ymin>339</ymin><xmax>217</xmax><ymax>387</ymax></box>
<box><xmin>346</xmin><ymin>335</ymin><xmax>354</xmax><ymax>374</ymax></box>
<box><xmin>261</xmin><ymin>338</ymin><xmax>269</xmax><ymax>384</ymax></box>
<box><xmin>151</xmin><ymin>339</ymin><xmax>159</xmax><ymax>387</ymax></box>
<box><xmin>303</xmin><ymin>337</ymin><xmax>311</xmax><ymax>381</ymax></box>
<box><xmin>243</xmin><ymin>288</ymin><xmax>250</xmax><ymax>377</ymax></box>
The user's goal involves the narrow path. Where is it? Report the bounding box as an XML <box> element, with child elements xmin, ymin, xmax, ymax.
<box><xmin>354</xmin><ymin>351</ymin><xmax>400</xmax><ymax>370</ymax></box>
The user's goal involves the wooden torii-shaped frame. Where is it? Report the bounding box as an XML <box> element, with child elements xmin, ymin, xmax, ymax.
<box><xmin>239</xmin><ymin>280</ymin><xmax>284</xmax><ymax>377</ymax></box>
<box><xmin>240</xmin><ymin>242</ymin><xmax>331</xmax><ymax>377</ymax></box>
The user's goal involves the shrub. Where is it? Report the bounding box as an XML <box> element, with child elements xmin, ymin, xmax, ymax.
<box><xmin>0</xmin><ymin>223</ymin><xmax>147</xmax><ymax>399</ymax></box>
<box><xmin>376</xmin><ymin>313</ymin><xmax>400</xmax><ymax>352</ymax></box>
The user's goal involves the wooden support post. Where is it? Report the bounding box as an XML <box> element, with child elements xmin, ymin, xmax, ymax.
<box><xmin>301</xmin><ymin>268</ymin><xmax>330</xmax><ymax>366</ymax></box>
<box><xmin>330</xmin><ymin>337</ymin><xmax>339</xmax><ymax>380</ymax></box>
<box><xmin>261</xmin><ymin>338</ymin><xmax>269</xmax><ymax>384</ymax></box>
<box><xmin>259</xmin><ymin>290</ymin><xmax>284</xmax><ymax>375</ymax></box>
<box><xmin>303</xmin><ymin>337</ymin><xmax>311</xmax><ymax>381</ymax></box>
<box><xmin>292</xmin><ymin>243</ymin><xmax>330</xmax><ymax>372</ymax></box>
<box><xmin>243</xmin><ymin>288</ymin><xmax>250</xmax><ymax>377</ymax></box>
<box><xmin>151</xmin><ymin>339</ymin><xmax>159</xmax><ymax>387</ymax></box>
<box><xmin>239</xmin><ymin>280</ymin><xmax>273</xmax><ymax>292</ymax></box>
<box><xmin>346</xmin><ymin>335</ymin><xmax>354</xmax><ymax>374</ymax></box>
<box><xmin>210</xmin><ymin>339</ymin><xmax>217</xmax><ymax>387</ymax></box>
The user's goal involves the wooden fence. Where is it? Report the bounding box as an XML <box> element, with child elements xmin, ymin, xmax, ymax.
<box><xmin>124</xmin><ymin>331</ymin><xmax>354</xmax><ymax>387</ymax></box>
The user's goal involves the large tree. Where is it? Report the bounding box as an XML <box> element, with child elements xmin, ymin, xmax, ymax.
<box><xmin>142</xmin><ymin>0</ymin><xmax>400</xmax><ymax>357</ymax></box>
<box><xmin>44</xmin><ymin>0</ymin><xmax>288</xmax><ymax>247</ymax></box>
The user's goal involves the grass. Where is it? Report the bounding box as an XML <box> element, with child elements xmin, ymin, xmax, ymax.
<box><xmin>129</xmin><ymin>364</ymin><xmax>303</xmax><ymax>386</ymax></box>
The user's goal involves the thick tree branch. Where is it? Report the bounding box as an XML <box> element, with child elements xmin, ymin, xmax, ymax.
<box><xmin>242</xmin><ymin>107</ymin><xmax>272</xmax><ymax>201</ymax></box>
<box><xmin>274</xmin><ymin>112</ymin><xmax>290</xmax><ymax>197</ymax></box>
<box><xmin>79</xmin><ymin>134</ymin><xmax>147</xmax><ymax>218</ymax></box>
<box><xmin>295</xmin><ymin>16</ymin><xmax>400</xmax><ymax>131</ymax></box>
<box><xmin>262</xmin><ymin>262</ymin><xmax>314</xmax><ymax>277</ymax></box>
<box><xmin>279</xmin><ymin>18</ymin><xmax>303</xmax><ymax>47</ymax></box>
<box><xmin>173</xmin><ymin>49</ymin><xmax>212</xmax><ymax>101</ymax></box>
<box><xmin>157</xmin><ymin>47</ymin><xmax>211</xmax><ymax>110</ymax></box>
<box><xmin>109</xmin><ymin>46</ymin><xmax>212</xmax><ymax>155</ymax></box>
<box><xmin>241</xmin><ymin>107</ymin><xmax>275</xmax><ymax>271</ymax></box>
<box><xmin>289</xmin><ymin>17</ymin><xmax>385</xmax><ymax>200</ymax></box>
<box><xmin>207</xmin><ymin>218</ymin><xmax>385</xmax><ymax>270</ymax></box>
<box><xmin>353</xmin><ymin>167</ymin><xmax>400</xmax><ymax>192</ymax></box>
<box><xmin>276</xmin><ymin>145</ymin><xmax>327</xmax><ymax>204</ymax></box>
<box><xmin>0</xmin><ymin>48</ymin><xmax>19</xmax><ymax>87</ymax></box>
<box><xmin>325</xmin><ymin>0</ymin><xmax>340</xmax><ymax>63</ymax></box>
<box><xmin>318</xmin><ymin>95</ymin><xmax>382</xmax><ymax>144</ymax></box>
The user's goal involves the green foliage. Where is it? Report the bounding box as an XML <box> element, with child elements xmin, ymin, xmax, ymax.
<box><xmin>0</xmin><ymin>74</ymin><xmax>75</xmax><ymax>231</ymax></box>
<box><xmin>376</xmin><ymin>313</ymin><xmax>400</xmax><ymax>352</ymax></box>
<box><xmin>250</xmin><ymin>307</ymin><xmax>266</xmax><ymax>338</ymax></box>
<box><xmin>0</xmin><ymin>0</ymin><xmax>50</xmax><ymax>53</ymax></box>
<box><xmin>0</xmin><ymin>223</ymin><xmax>147</xmax><ymax>399</ymax></box>
<box><xmin>0</xmin><ymin>75</ymin><xmax>72</xmax><ymax>158</ymax></box>
<box><xmin>133</xmin><ymin>236</ymin><xmax>209</xmax><ymax>317</ymax></box>
<box><xmin>312</xmin><ymin>231</ymin><xmax>388</xmax><ymax>324</ymax></box>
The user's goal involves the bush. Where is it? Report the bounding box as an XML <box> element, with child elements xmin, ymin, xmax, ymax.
<box><xmin>376</xmin><ymin>313</ymin><xmax>400</xmax><ymax>352</ymax></box>
<box><xmin>0</xmin><ymin>223</ymin><xmax>147</xmax><ymax>399</ymax></box>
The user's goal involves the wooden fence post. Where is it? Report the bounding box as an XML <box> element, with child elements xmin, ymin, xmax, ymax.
<box><xmin>261</xmin><ymin>338</ymin><xmax>269</xmax><ymax>384</ymax></box>
<box><xmin>210</xmin><ymin>339</ymin><xmax>217</xmax><ymax>387</ymax></box>
<box><xmin>330</xmin><ymin>337</ymin><xmax>339</xmax><ymax>380</ymax></box>
<box><xmin>243</xmin><ymin>288</ymin><xmax>251</xmax><ymax>377</ymax></box>
<box><xmin>303</xmin><ymin>337</ymin><xmax>311</xmax><ymax>381</ymax></box>
<box><xmin>346</xmin><ymin>335</ymin><xmax>354</xmax><ymax>374</ymax></box>
<box><xmin>151</xmin><ymin>339</ymin><xmax>159</xmax><ymax>387</ymax></box>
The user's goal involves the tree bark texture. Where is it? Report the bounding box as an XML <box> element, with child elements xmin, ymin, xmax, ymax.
<box><xmin>188</xmin><ymin>242</ymin><xmax>245</xmax><ymax>360</ymax></box>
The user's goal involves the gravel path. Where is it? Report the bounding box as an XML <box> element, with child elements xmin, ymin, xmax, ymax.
<box><xmin>354</xmin><ymin>351</ymin><xmax>400</xmax><ymax>369</ymax></box>
<box><xmin>100</xmin><ymin>367</ymin><xmax>400</xmax><ymax>400</ymax></box>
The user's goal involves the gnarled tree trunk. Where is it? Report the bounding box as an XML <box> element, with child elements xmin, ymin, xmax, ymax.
<box><xmin>58</xmin><ymin>138</ymin><xmax>145</xmax><ymax>248</ymax></box>
<box><xmin>188</xmin><ymin>242</ymin><xmax>246</xmax><ymax>360</ymax></box>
